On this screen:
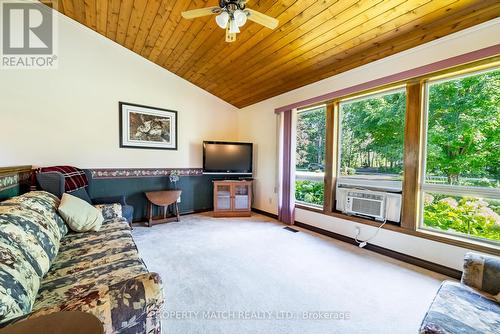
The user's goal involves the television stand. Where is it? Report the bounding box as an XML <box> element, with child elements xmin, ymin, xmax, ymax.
<box><xmin>213</xmin><ymin>180</ymin><xmax>252</xmax><ymax>217</ymax></box>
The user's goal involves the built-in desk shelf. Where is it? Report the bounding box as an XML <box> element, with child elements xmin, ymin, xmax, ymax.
<box><xmin>213</xmin><ymin>180</ymin><xmax>252</xmax><ymax>217</ymax></box>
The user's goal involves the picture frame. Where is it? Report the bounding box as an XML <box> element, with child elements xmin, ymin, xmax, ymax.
<box><xmin>119</xmin><ymin>102</ymin><xmax>178</xmax><ymax>150</ymax></box>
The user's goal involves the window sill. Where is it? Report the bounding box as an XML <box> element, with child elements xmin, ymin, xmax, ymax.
<box><xmin>416</xmin><ymin>228</ymin><xmax>500</xmax><ymax>253</ymax></box>
<box><xmin>294</xmin><ymin>205</ymin><xmax>500</xmax><ymax>256</ymax></box>
<box><xmin>295</xmin><ymin>202</ymin><xmax>323</xmax><ymax>213</ymax></box>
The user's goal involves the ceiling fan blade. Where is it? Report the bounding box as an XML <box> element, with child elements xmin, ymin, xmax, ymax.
<box><xmin>245</xmin><ymin>9</ymin><xmax>279</xmax><ymax>29</ymax></box>
<box><xmin>181</xmin><ymin>6</ymin><xmax>221</xmax><ymax>19</ymax></box>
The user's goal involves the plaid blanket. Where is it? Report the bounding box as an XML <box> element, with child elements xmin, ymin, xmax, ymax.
<box><xmin>37</xmin><ymin>166</ymin><xmax>88</xmax><ymax>192</ymax></box>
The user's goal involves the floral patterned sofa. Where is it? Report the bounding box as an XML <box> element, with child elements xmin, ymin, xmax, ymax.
<box><xmin>420</xmin><ymin>252</ymin><xmax>499</xmax><ymax>334</ymax></box>
<box><xmin>0</xmin><ymin>191</ymin><xmax>163</xmax><ymax>333</ymax></box>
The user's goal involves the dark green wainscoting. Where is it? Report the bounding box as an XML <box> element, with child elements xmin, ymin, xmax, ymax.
<box><xmin>0</xmin><ymin>184</ymin><xmax>30</xmax><ymax>200</ymax></box>
<box><xmin>88</xmin><ymin>173</ymin><xmax>246</xmax><ymax>222</ymax></box>
<box><xmin>0</xmin><ymin>166</ymin><xmax>32</xmax><ymax>200</ymax></box>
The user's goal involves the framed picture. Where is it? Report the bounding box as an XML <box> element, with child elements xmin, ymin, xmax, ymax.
<box><xmin>119</xmin><ymin>102</ymin><xmax>178</xmax><ymax>150</ymax></box>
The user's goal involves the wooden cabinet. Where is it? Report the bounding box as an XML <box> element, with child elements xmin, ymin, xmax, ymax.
<box><xmin>213</xmin><ymin>180</ymin><xmax>252</xmax><ymax>217</ymax></box>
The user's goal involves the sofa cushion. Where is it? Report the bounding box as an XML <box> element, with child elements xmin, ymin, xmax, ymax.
<box><xmin>420</xmin><ymin>281</ymin><xmax>500</xmax><ymax>334</ymax></box>
<box><xmin>58</xmin><ymin>193</ymin><xmax>103</xmax><ymax>232</ymax></box>
<box><xmin>462</xmin><ymin>252</ymin><xmax>500</xmax><ymax>296</ymax></box>
<box><xmin>2</xmin><ymin>191</ymin><xmax>67</xmax><ymax>238</ymax></box>
<box><xmin>0</xmin><ymin>204</ymin><xmax>61</xmax><ymax>276</ymax></box>
<box><xmin>0</xmin><ymin>241</ymin><xmax>41</xmax><ymax>323</ymax></box>
<box><xmin>0</xmin><ymin>191</ymin><xmax>66</xmax><ymax>322</ymax></box>
<box><xmin>33</xmin><ymin>218</ymin><xmax>148</xmax><ymax>310</ymax></box>
<box><xmin>45</xmin><ymin>219</ymin><xmax>134</xmax><ymax>280</ymax></box>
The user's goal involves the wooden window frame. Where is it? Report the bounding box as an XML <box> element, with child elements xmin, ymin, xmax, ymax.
<box><xmin>294</xmin><ymin>56</ymin><xmax>500</xmax><ymax>255</ymax></box>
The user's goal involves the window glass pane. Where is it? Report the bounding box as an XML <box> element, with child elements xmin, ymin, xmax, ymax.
<box><xmin>338</xmin><ymin>89</ymin><xmax>406</xmax><ymax>192</ymax></box>
<box><xmin>424</xmin><ymin>70</ymin><xmax>500</xmax><ymax>187</ymax></box>
<box><xmin>295</xmin><ymin>106</ymin><xmax>326</xmax><ymax>207</ymax></box>
<box><xmin>421</xmin><ymin>69</ymin><xmax>500</xmax><ymax>243</ymax></box>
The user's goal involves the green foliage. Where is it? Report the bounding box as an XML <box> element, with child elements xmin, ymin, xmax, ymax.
<box><xmin>423</xmin><ymin>194</ymin><xmax>500</xmax><ymax>241</ymax></box>
<box><xmin>426</xmin><ymin>71</ymin><xmax>500</xmax><ymax>184</ymax></box>
<box><xmin>295</xmin><ymin>180</ymin><xmax>324</xmax><ymax>206</ymax></box>
<box><xmin>296</xmin><ymin>107</ymin><xmax>326</xmax><ymax>169</ymax></box>
<box><xmin>340</xmin><ymin>91</ymin><xmax>406</xmax><ymax>175</ymax></box>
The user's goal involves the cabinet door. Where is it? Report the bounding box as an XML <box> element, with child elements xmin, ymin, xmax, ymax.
<box><xmin>215</xmin><ymin>184</ymin><xmax>231</xmax><ymax>211</ymax></box>
<box><xmin>233</xmin><ymin>184</ymin><xmax>250</xmax><ymax>210</ymax></box>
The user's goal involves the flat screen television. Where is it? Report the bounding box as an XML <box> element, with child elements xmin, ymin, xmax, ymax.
<box><xmin>203</xmin><ymin>141</ymin><xmax>253</xmax><ymax>175</ymax></box>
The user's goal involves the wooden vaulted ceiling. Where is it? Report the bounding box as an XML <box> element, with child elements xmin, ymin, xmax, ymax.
<box><xmin>52</xmin><ymin>0</ymin><xmax>499</xmax><ymax>108</ymax></box>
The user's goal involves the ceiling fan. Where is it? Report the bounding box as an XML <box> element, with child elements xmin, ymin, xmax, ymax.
<box><xmin>181</xmin><ymin>0</ymin><xmax>279</xmax><ymax>42</ymax></box>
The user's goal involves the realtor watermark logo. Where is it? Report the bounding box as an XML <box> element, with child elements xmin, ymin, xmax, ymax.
<box><xmin>1</xmin><ymin>0</ymin><xmax>58</xmax><ymax>69</ymax></box>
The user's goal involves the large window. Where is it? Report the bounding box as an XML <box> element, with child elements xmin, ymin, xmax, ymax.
<box><xmin>288</xmin><ymin>57</ymin><xmax>499</xmax><ymax>252</ymax></box>
<box><xmin>295</xmin><ymin>106</ymin><xmax>326</xmax><ymax>207</ymax></box>
<box><xmin>421</xmin><ymin>68</ymin><xmax>500</xmax><ymax>243</ymax></box>
<box><xmin>338</xmin><ymin>89</ymin><xmax>406</xmax><ymax>191</ymax></box>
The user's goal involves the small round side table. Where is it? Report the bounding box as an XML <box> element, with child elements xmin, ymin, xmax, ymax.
<box><xmin>0</xmin><ymin>311</ymin><xmax>104</xmax><ymax>334</ymax></box>
<box><xmin>145</xmin><ymin>190</ymin><xmax>182</xmax><ymax>227</ymax></box>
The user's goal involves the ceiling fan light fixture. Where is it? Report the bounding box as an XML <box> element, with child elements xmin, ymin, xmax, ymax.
<box><xmin>228</xmin><ymin>19</ymin><xmax>240</xmax><ymax>34</ymax></box>
<box><xmin>181</xmin><ymin>1</ymin><xmax>279</xmax><ymax>43</ymax></box>
<box><xmin>233</xmin><ymin>9</ymin><xmax>247</xmax><ymax>27</ymax></box>
<box><xmin>215</xmin><ymin>11</ymin><xmax>229</xmax><ymax>29</ymax></box>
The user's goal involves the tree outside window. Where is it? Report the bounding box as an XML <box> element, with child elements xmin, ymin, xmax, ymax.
<box><xmin>338</xmin><ymin>89</ymin><xmax>406</xmax><ymax>191</ymax></box>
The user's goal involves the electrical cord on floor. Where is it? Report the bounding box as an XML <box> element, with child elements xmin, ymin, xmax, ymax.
<box><xmin>354</xmin><ymin>219</ymin><xmax>387</xmax><ymax>248</ymax></box>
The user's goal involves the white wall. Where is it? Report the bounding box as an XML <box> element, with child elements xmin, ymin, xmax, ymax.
<box><xmin>237</xmin><ymin>18</ymin><xmax>500</xmax><ymax>270</ymax></box>
<box><xmin>0</xmin><ymin>9</ymin><xmax>238</xmax><ymax>168</ymax></box>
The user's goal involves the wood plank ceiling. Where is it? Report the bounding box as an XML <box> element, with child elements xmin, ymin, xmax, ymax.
<box><xmin>52</xmin><ymin>0</ymin><xmax>500</xmax><ymax>108</ymax></box>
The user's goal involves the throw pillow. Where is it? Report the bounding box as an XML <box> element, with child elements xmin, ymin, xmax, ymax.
<box><xmin>94</xmin><ymin>203</ymin><xmax>123</xmax><ymax>220</ymax></box>
<box><xmin>58</xmin><ymin>193</ymin><xmax>103</xmax><ymax>232</ymax></box>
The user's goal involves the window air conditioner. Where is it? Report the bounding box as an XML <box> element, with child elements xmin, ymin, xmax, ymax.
<box><xmin>337</xmin><ymin>188</ymin><xmax>402</xmax><ymax>223</ymax></box>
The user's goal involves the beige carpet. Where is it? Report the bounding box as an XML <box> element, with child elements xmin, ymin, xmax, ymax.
<box><xmin>132</xmin><ymin>213</ymin><xmax>449</xmax><ymax>334</ymax></box>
